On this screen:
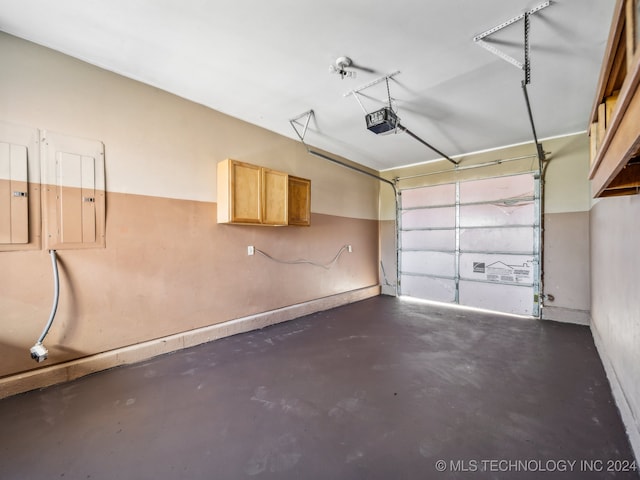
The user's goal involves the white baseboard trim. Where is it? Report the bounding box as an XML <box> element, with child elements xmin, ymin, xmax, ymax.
<box><xmin>0</xmin><ymin>285</ymin><xmax>380</xmax><ymax>399</ymax></box>
<box><xmin>591</xmin><ymin>321</ymin><xmax>640</xmax><ymax>463</ymax></box>
<box><xmin>541</xmin><ymin>306</ymin><xmax>590</xmax><ymax>326</ymax></box>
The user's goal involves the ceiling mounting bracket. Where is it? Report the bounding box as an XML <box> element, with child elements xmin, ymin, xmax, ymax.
<box><xmin>473</xmin><ymin>1</ymin><xmax>551</xmax><ymax>76</ymax></box>
<box><xmin>344</xmin><ymin>71</ymin><xmax>401</xmax><ymax>98</ymax></box>
<box><xmin>474</xmin><ymin>1</ymin><xmax>550</xmax><ymax>168</ymax></box>
<box><xmin>288</xmin><ymin>109</ymin><xmax>398</xmax><ymax>194</ymax></box>
<box><xmin>344</xmin><ymin>71</ymin><xmax>401</xmax><ymax>113</ymax></box>
<box><xmin>289</xmin><ymin>109</ymin><xmax>315</xmax><ymax>143</ymax></box>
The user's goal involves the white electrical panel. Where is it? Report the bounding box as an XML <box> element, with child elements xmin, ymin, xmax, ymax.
<box><xmin>42</xmin><ymin>131</ymin><xmax>105</xmax><ymax>250</ymax></box>
<box><xmin>0</xmin><ymin>121</ymin><xmax>41</xmax><ymax>251</ymax></box>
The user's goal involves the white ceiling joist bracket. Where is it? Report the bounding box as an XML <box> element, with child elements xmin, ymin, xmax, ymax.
<box><xmin>344</xmin><ymin>71</ymin><xmax>401</xmax><ymax>113</ymax></box>
<box><xmin>343</xmin><ymin>71</ymin><xmax>401</xmax><ymax>99</ymax></box>
<box><xmin>475</xmin><ymin>40</ymin><xmax>525</xmax><ymax>70</ymax></box>
<box><xmin>289</xmin><ymin>109</ymin><xmax>314</xmax><ymax>143</ymax></box>
<box><xmin>473</xmin><ymin>1</ymin><xmax>551</xmax><ymax>77</ymax></box>
<box><xmin>473</xmin><ymin>0</ymin><xmax>550</xmax><ymax>168</ymax></box>
<box><xmin>288</xmin><ymin>110</ymin><xmax>398</xmax><ymax>193</ymax></box>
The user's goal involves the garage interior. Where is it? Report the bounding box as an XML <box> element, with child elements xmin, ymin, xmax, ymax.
<box><xmin>1</xmin><ymin>0</ymin><xmax>639</xmax><ymax>478</ymax></box>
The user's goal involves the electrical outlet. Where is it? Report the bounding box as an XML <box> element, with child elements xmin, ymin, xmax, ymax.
<box><xmin>347</xmin><ymin>245</ymin><xmax>352</xmax><ymax>253</ymax></box>
<box><xmin>30</xmin><ymin>343</ymin><xmax>48</xmax><ymax>363</ymax></box>
<box><xmin>248</xmin><ymin>246</ymin><xmax>255</xmax><ymax>256</ymax></box>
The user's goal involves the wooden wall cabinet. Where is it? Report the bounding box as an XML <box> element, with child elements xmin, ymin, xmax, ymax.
<box><xmin>217</xmin><ymin>159</ymin><xmax>310</xmax><ymax>226</ymax></box>
<box><xmin>217</xmin><ymin>159</ymin><xmax>261</xmax><ymax>224</ymax></box>
<box><xmin>288</xmin><ymin>176</ymin><xmax>311</xmax><ymax>226</ymax></box>
<box><xmin>589</xmin><ymin>0</ymin><xmax>640</xmax><ymax>197</ymax></box>
<box><xmin>262</xmin><ymin>168</ymin><xmax>289</xmax><ymax>225</ymax></box>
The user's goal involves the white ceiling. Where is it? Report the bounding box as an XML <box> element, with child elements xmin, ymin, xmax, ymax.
<box><xmin>0</xmin><ymin>0</ymin><xmax>615</xmax><ymax>171</ymax></box>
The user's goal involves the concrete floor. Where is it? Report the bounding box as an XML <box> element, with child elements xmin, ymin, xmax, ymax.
<box><xmin>0</xmin><ymin>296</ymin><xmax>637</xmax><ymax>479</ymax></box>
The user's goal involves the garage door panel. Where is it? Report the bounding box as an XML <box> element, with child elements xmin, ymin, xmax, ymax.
<box><xmin>402</xmin><ymin>207</ymin><xmax>455</xmax><ymax>229</ymax></box>
<box><xmin>459</xmin><ymin>253</ymin><xmax>534</xmax><ymax>285</ymax></box>
<box><xmin>402</xmin><ymin>251</ymin><xmax>455</xmax><ymax>277</ymax></box>
<box><xmin>402</xmin><ymin>229</ymin><xmax>455</xmax><ymax>250</ymax></box>
<box><xmin>459</xmin><ymin>174</ymin><xmax>534</xmax><ymax>203</ymax></box>
<box><xmin>459</xmin><ymin>202</ymin><xmax>534</xmax><ymax>227</ymax></box>
<box><xmin>459</xmin><ymin>281</ymin><xmax>534</xmax><ymax>316</ymax></box>
<box><xmin>402</xmin><ymin>183</ymin><xmax>455</xmax><ymax>208</ymax></box>
<box><xmin>401</xmin><ymin>275</ymin><xmax>456</xmax><ymax>303</ymax></box>
<box><xmin>460</xmin><ymin>227</ymin><xmax>533</xmax><ymax>253</ymax></box>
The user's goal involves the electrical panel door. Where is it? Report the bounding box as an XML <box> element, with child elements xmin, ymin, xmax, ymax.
<box><xmin>0</xmin><ymin>121</ymin><xmax>41</xmax><ymax>252</ymax></box>
<box><xmin>0</xmin><ymin>142</ymin><xmax>29</xmax><ymax>244</ymax></box>
<box><xmin>56</xmin><ymin>152</ymin><xmax>97</xmax><ymax>244</ymax></box>
<box><xmin>42</xmin><ymin>131</ymin><xmax>105</xmax><ymax>250</ymax></box>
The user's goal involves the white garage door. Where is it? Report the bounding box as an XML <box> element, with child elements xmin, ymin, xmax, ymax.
<box><xmin>399</xmin><ymin>173</ymin><xmax>540</xmax><ymax>316</ymax></box>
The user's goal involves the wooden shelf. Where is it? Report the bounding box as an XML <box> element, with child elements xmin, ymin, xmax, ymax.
<box><xmin>589</xmin><ymin>0</ymin><xmax>640</xmax><ymax>197</ymax></box>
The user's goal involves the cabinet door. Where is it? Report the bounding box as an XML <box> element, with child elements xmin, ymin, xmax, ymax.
<box><xmin>230</xmin><ymin>161</ymin><xmax>262</xmax><ymax>223</ymax></box>
<box><xmin>262</xmin><ymin>168</ymin><xmax>288</xmax><ymax>225</ymax></box>
<box><xmin>288</xmin><ymin>176</ymin><xmax>311</xmax><ymax>226</ymax></box>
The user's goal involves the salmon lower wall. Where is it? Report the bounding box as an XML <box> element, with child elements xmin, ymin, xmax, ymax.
<box><xmin>379</xmin><ymin>219</ymin><xmax>397</xmax><ymax>296</ymax></box>
<box><xmin>540</xmin><ymin>211</ymin><xmax>590</xmax><ymax>324</ymax></box>
<box><xmin>0</xmin><ymin>189</ymin><xmax>380</xmax><ymax>378</ymax></box>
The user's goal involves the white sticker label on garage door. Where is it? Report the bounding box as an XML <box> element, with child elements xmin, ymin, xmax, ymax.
<box><xmin>470</xmin><ymin>260</ymin><xmax>533</xmax><ymax>284</ymax></box>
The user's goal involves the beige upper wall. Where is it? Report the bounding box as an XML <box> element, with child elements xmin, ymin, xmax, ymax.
<box><xmin>0</xmin><ymin>32</ymin><xmax>379</xmax><ymax>220</ymax></box>
<box><xmin>379</xmin><ymin>133</ymin><xmax>591</xmax><ymax>217</ymax></box>
<box><xmin>542</xmin><ymin>134</ymin><xmax>591</xmax><ymax>214</ymax></box>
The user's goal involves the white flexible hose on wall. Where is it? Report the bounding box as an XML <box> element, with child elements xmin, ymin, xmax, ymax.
<box><xmin>30</xmin><ymin>250</ymin><xmax>59</xmax><ymax>362</ymax></box>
